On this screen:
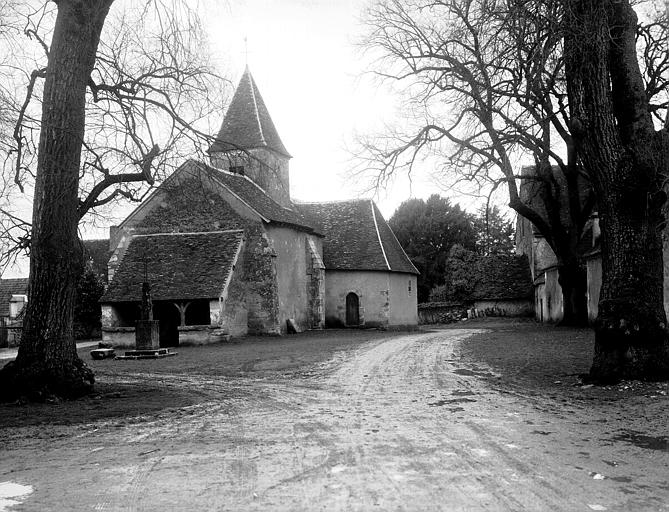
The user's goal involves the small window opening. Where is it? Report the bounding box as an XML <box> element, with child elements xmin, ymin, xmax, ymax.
<box><xmin>408</xmin><ymin>280</ymin><xmax>412</xmax><ymax>294</ymax></box>
<box><xmin>229</xmin><ymin>165</ymin><xmax>245</xmax><ymax>175</ymax></box>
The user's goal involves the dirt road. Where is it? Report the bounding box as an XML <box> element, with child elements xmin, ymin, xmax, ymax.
<box><xmin>1</xmin><ymin>327</ymin><xmax>668</xmax><ymax>511</ymax></box>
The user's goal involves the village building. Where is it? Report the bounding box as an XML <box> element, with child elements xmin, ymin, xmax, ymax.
<box><xmin>516</xmin><ymin>212</ymin><xmax>568</xmax><ymax>323</ymax></box>
<box><xmin>514</xmin><ymin>164</ymin><xmax>590</xmax><ymax>323</ymax></box>
<box><xmin>0</xmin><ymin>278</ymin><xmax>28</xmax><ymax>347</ymax></box>
<box><xmin>99</xmin><ymin>68</ymin><xmax>418</xmax><ymax>346</ymax></box>
<box><xmin>514</xmin><ymin>164</ymin><xmax>669</xmax><ymax>324</ymax></box>
<box><xmin>0</xmin><ymin>239</ymin><xmax>110</xmax><ymax>347</ymax></box>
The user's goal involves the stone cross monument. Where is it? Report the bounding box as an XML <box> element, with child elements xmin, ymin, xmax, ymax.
<box><xmin>135</xmin><ymin>258</ymin><xmax>160</xmax><ymax>350</ymax></box>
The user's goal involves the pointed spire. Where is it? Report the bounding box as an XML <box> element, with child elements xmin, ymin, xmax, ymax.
<box><xmin>209</xmin><ymin>68</ymin><xmax>290</xmax><ymax>157</ymax></box>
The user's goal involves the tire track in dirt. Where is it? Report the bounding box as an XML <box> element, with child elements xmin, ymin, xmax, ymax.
<box><xmin>244</xmin><ymin>329</ymin><xmax>597</xmax><ymax>511</ymax></box>
<box><xmin>5</xmin><ymin>328</ymin><xmax>667</xmax><ymax>511</ymax></box>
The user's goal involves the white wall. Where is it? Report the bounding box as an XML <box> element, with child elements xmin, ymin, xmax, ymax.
<box><xmin>324</xmin><ymin>270</ymin><xmax>417</xmax><ymax>328</ymax></box>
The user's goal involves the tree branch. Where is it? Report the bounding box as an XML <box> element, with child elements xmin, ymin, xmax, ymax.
<box><xmin>12</xmin><ymin>67</ymin><xmax>46</xmax><ymax>192</ymax></box>
<box><xmin>77</xmin><ymin>143</ymin><xmax>159</xmax><ymax>219</ymax></box>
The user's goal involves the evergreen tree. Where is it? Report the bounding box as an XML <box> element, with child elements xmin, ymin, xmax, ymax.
<box><xmin>74</xmin><ymin>266</ymin><xmax>105</xmax><ymax>340</ymax></box>
<box><xmin>473</xmin><ymin>205</ymin><xmax>515</xmax><ymax>256</ymax></box>
<box><xmin>390</xmin><ymin>195</ymin><xmax>476</xmax><ymax>302</ymax></box>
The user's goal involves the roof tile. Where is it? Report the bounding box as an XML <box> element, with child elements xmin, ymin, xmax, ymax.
<box><xmin>299</xmin><ymin>200</ymin><xmax>418</xmax><ymax>274</ymax></box>
<box><xmin>197</xmin><ymin>162</ymin><xmax>318</xmax><ymax>233</ymax></box>
<box><xmin>101</xmin><ymin>231</ymin><xmax>244</xmax><ymax>303</ymax></box>
<box><xmin>209</xmin><ymin>68</ymin><xmax>290</xmax><ymax>157</ymax></box>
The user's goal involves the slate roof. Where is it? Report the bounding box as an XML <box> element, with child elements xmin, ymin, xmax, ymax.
<box><xmin>198</xmin><ymin>161</ymin><xmax>318</xmax><ymax>233</ymax></box>
<box><xmin>0</xmin><ymin>278</ymin><xmax>28</xmax><ymax>317</ymax></box>
<box><xmin>101</xmin><ymin>230</ymin><xmax>244</xmax><ymax>303</ymax></box>
<box><xmin>121</xmin><ymin>160</ymin><xmax>319</xmax><ymax>235</ymax></box>
<box><xmin>209</xmin><ymin>67</ymin><xmax>290</xmax><ymax>157</ymax></box>
<box><xmin>133</xmin><ymin>174</ymin><xmax>248</xmax><ymax>234</ymax></box>
<box><xmin>298</xmin><ymin>200</ymin><xmax>418</xmax><ymax>274</ymax></box>
<box><xmin>471</xmin><ymin>254</ymin><xmax>533</xmax><ymax>300</ymax></box>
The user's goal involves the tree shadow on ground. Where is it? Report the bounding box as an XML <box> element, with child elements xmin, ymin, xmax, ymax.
<box><xmin>0</xmin><ymin>383</ymin><xmax>197</xmax><ymax>428</ymax></box>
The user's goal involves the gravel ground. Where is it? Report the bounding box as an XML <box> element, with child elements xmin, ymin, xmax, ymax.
<box><xmin>0</xmin><ymin>320</ymin><xmax>667</xmax><ymax>511</ymax></box>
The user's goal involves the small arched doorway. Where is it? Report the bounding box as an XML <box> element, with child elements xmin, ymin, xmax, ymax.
<box><xmin>346</xmin><ymin>292</ymin><xmax>360</xmax><ymax>326</ymax></box>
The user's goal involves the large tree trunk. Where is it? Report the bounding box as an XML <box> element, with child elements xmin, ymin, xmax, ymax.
<box><xmin>593</xmin><ymin>185</ymin><xmax>669</xmax><ymax>381</ymax></box>
<box><xmin>564</xmin><ymin>0</ymin><xmax>669</xmax><ymax>382</ymax></box>
<box><xmin>0</xmin><ymin>0</ymin><xmax>114</xmax><ymax>400</ymax></box>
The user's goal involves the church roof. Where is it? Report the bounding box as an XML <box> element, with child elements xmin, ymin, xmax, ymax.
<box><xmin>209</xmin><ymin>68</ymin><xmax>290</xmax><ymax>157</ymax></box>
<box><xmin>101</xmin><ymin>230</ymin><xmax>244</xmax><ymax>302</ymax></box>
<box><xmin>119</xmin><ymin>160</ymin><xmax>319</xmax><ymax>235</ymax></box>
<box><xmin>298</xmin><ymin>200</ymin><xmax>418</xmax><ymax>274</ymax></box>
<box><xmin>202</xmin><ymin>163</ymin><xmax>317</xmax><ymax>233</ymax></box>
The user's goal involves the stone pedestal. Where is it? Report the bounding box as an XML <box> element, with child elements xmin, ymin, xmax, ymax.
<box><xmin>135</xmin><ymin>320</ymin><xmax>160</xmax><ymax>350</ymax></box>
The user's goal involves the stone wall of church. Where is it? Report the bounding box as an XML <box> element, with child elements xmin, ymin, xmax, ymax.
<box><xmin>216</xmin><ymin>244</ymin><xmax>249</xmax><ymax>337</ymax></box>
<box><xmin>266</xmin><ymin>226</ymin><xmax>324</xmax><ymax>333</ymax></box>
<box><xmin>305</xmin><ymin>238</ymin><xmax>325</xmax><ymax>329</ymax></box>
<box><xmin>243</xmin><ymin>225</ymin><xmax>281</xmax><ymax>335</ymax></box>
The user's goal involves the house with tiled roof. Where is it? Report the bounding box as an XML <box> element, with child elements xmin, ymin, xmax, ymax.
<box><xmin>99</xmin><ymin>67</ymin><xmax>417</xmax><ymax>346</ymax></box>
<box><xmin>1</xmin><ymin>236</ymin><xmax>110</xmax><ymax>345</ymax></box>
<box><xmin>0</xmin><ymin>278</ymin><xmax>28</xmax><ymax>347</ymax></box>
<box><xmin>515</xmin><ymin>164</ymin><xmax>595</xmax><ymax>323</ymax></box>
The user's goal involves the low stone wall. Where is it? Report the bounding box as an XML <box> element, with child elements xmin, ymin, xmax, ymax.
<box><xmin>178</xmin><ymin>325</ymin><xmax>230</xmax><ymax>345</ymax></box>
<box><xmin>103</xmin><ymin>325</ymin><xmax>232</xmax><ymax>347</ymax></box>
<box><xmin>101</xmin><ymin>327</ymin><xmax>135</xmax><ymax>347</ymax></box>
<box><xmin>473</xmin><ymin>299</ymin><xmax>534</xmax><ymax>318</ymax></box>
<box><xmin>418</xmin><ymin>302</ymin><xmax>467</xmax><ymax>324</ymax></box>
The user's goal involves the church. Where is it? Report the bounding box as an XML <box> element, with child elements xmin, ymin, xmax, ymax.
<box><xmin>99</xmin><ymin>68</ymin><xmax>418</xmax><ymax>346</ymax></box>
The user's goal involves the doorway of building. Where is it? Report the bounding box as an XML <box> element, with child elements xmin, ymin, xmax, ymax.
<box><xmin>153</xmin><ymin>302</ymin><xmax>180</xmax><ymax>347</ymax></box>
<box><xmin>346</xmin><ymin>292</ymin><xmax>360</xmax><ymax>326</ymax></box>
<box><xmin>185</xmin><ymin>299</ymin><xmax>211</xmax><ymax>325</ymax></box>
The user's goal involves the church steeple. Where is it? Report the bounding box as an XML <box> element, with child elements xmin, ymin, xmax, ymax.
<box><xmin>209</xmin><ymin>67</ymin><xmax>290</xmax><ymax>157</ymax></box>
<box><xmin>209</xmin><ymin>68</ymin><xmax>292</xmax><ymax>207</ymax></box>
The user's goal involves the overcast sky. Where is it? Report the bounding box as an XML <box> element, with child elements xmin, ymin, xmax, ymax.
<box><xmin>201</xmin><ymin>0</ymin><xmax>439</xmax><ymax>217</ymax></box>
<box><xmin>1</xmin><ymin>0</ymin><xmax>490</xmax><ymax>278</ymax></box>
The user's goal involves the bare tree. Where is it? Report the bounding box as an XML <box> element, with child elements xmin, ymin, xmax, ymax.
<box><xmin>359</xmin><ymin>0</ymin><xmax>669</xmax><ymax>381</ymax></box>
<box><xmin>357</xmin><ymin>0</ymin><xmax>594</xmax><ymax>326</ymax></box>
<box><xmin>563</xmin><ymin>0</ymin><xmax>669</xmax><ymax>382</ymax></box>
<box><xmin>0</xmin><ymin>0</ymin><xmax>225</xmax><ymax>400</ymax></box>
<box><xmin>0</xmin><ymin>3</ymin><xmax>31</xmax><ymax>272</ymax></box>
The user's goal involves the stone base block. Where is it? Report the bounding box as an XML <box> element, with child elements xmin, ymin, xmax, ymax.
<box><xmin>90</xmin><ymin>348</ymin><xmax>115</xmax><ymax>360</ymax></box>
<box><xmin>102</xmin><ymin>327</ymin><xmax>135</xmax><ymax>347</ymax></box>
<box><xmin>135</xmin><ymin>320</ymin><xmax>160</xmax><ymax>350</ymax></box>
